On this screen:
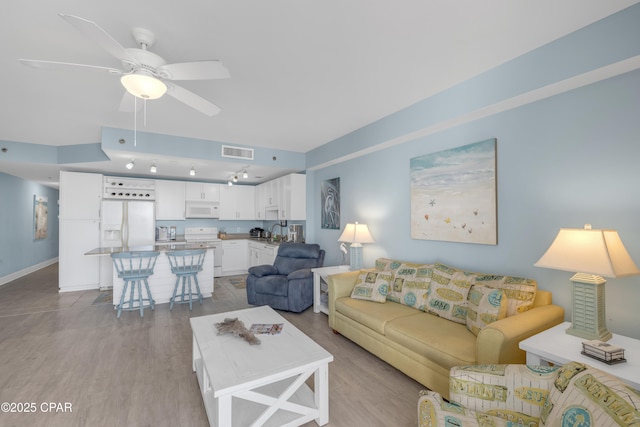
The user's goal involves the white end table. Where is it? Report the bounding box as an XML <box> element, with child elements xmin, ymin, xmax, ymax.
<box><xmin>519</xmin><ymin>321</ymin><xmax>640</xmax><ymax>390</ymax></box>
<box><xmin>312</xmin><ymin>265</ymin><xmax>350</xmax><ymax>314</ymax></box>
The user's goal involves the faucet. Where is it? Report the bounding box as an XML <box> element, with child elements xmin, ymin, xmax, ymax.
<box><xmin>269</xmin><ymin>220</ymin><xmax>288</xmax><ymax>241</ymax></box>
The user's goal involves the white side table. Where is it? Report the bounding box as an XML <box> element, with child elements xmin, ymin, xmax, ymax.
<box><xmin>312</xmin><ymin>265</ymin><xmax>350</xmax><ymax>314</ymax></box>
<box><xmin>519</xmin><ymin>321</ymin><xmax>640</xmax><ymax>390</ymax></box>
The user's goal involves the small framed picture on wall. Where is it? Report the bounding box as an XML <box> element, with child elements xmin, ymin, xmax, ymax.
<box><xmin>34</xmin><ymin>195</ymin><xmax>48</xmax><ymax>240</ymax></box>
<box><xmin>321</xmin><ymin>178</ymin><xmax>340</xmax><ymax>229</ymax></box>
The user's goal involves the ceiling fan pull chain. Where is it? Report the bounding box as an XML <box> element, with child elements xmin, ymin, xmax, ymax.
<box><xmin>134</xmin><ymin>96</ymin><xmax>137</xmax><ymax>147</ymax></box>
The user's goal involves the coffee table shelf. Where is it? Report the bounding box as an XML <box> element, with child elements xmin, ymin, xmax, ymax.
<box><xmin>191</xmin><ymin>306</ymin><xmax>333</xmax><ymax>427</ymax></box>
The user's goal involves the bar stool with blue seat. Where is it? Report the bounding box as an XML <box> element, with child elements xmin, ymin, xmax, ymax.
<box><xmin>166</xmin><ymin>249</ymin><xmax>207</xmax><ymax>310</ymax></box>
<box><xmin>111</xmin><ymin>251</ymin><xmax>160</xmax><ymax>318</ymax></box>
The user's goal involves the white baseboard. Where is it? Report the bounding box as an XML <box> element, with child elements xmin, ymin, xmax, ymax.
<box><xmin>0</xmin><ymin>257</ymin><xmax>59</xmax><ymax>287</ymax></box>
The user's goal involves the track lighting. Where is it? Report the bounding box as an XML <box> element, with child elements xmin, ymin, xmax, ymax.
<box><xmin>189</xmin><ymin>167</ymin><xmax>196</xmax><ymax>176</ymax></box>
<box><xmin>150</xmin><ymin>163</ymin><xmax>157</xmax><ymax>173</ymax></box>
<box><xmin>126</xmin><ymin>161</ymin><xmax>135</xmax><ymax>170</ymax></box>
<box><xmin>233</xmin><ymin>175</ymin><xmax>238</xmax><ymax>182</ymax></box>
<box><xmin>227</xmin><ymin>180</ymin><xmax>233</xmax><ymax>186</ymax></box>
<box><xmin>242</xmin><ymin>170</ymin><xmax>248</xmax><ymax>179</ymax></box>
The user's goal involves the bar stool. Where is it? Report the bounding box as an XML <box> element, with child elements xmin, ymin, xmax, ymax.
<box><xmin>166</xmin><ymin>249</ymin><xmax>207</xmax><ymax>310</ymax></box>
<box><xmin>111</xmin><ymin>251</ymin><xmax>160</xmax><ymax>318</ymax></box>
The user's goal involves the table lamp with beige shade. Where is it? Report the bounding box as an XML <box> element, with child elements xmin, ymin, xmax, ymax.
<box><xmin>535</xmin><ymin>224</ymin><xmax>640</xmax><ymax>341</ymax></box>
<box><xmin>338</xmin><ymin>222</ymin><xmax>375</xmax><ymax>270</ymax></box>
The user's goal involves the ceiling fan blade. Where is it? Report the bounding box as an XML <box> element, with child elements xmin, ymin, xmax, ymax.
<box><xmin>165</xmin><ymin>82</ymin><xmax>222</xmax><ymax>116</ymax></box>
<box><xmin>118</xmin><ymin>91</ymin><xmax>143</xmax><ymax>113</ymax></box>
<box><xmin>159</xmin><ymin>60</ymin><xmax>230</xmax><ymax>80</ymax></box>
<box><xmin>20</xmin><ymin>59</ymin><xmax>122</xmax><ymax>74</ymax></box>
<box><xmin>59</xmin><ymin>13</ymin><xmax>137</xmax><ymax>64</ymax></box>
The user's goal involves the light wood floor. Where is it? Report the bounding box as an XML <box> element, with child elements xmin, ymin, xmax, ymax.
<box><xmin>0</xmin><ymin>264</ymin><xmax>424</xmax><ymax>427</ymax></box>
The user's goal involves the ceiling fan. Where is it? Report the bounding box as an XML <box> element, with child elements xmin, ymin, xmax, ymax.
<box><xmin>20</xmin><ymin>13</ymin><xmax>230</xmax><ymax>116</ymax></box>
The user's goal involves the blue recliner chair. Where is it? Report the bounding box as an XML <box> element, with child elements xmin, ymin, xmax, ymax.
<box><xmin>247</xmin><ymin>243</ymin><xmax>325</xmax><ymax>312</ymax></box>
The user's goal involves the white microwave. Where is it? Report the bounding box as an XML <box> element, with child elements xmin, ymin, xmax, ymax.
<box><xmin>185</xmin><ymin>202</ymin><xmax>220</xmax><ymax>218</ymax></box>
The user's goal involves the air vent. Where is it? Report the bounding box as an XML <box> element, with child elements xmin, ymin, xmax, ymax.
<box><xmin>222</xmin><ymin>145</ymin><xmax>254</xmax><ymax>160</ymax></box>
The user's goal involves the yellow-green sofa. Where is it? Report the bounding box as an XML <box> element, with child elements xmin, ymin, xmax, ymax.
<box><xmin>328</xmin><ymin>258</ymin><xmax>564</xmax><ymax>399</ymax></box>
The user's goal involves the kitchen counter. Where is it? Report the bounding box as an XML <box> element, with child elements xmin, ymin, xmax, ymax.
<box><xmin>84</xmin><ymin>242</ymin><xmax>218</xmax><ymax>256</ymax></box>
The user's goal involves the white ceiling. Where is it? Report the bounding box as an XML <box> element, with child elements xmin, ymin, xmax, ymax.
<box><xmin>0</xmin><ymin>0</ymin><xmax>637</xmax><ymax>186</ymax></box>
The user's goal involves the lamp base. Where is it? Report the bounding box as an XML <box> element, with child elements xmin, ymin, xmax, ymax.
<box><xmin>349</xmin><ymin>243</ymin><xmax>363</xmax><ymax>271</ymax></box>
<box><xmin>567</xmin><ymin>273</ymin><xmax>612</xmax><ymax>342</ymax></box>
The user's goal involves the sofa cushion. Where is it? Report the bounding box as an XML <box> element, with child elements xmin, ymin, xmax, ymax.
<box><xmin>350</xmin><ymin>269</ymin><xmax>391</xmax><ymax>303</ymax></box>
<box><xmin>474</xmin><ymin>274</ymin><xmax>537</xmax><ymax>316</ymax></box>
<box><xmin>394</xmin><ymin>263</ymin><xmax>433</xmax><ymax>310</ymax></box>
<box><xmin>426</xmin><ymin>263</ymin><xmax>475</xmax><ymax>324</ymax></box>
<box><xmin>335</xmin><ymin>296</ymin><xmax>418</xmax><ymax>335</ymax></box>
<box><xmin>385</xmin><ymin>312</ymin><xmax>477</xmax><ymax>367</ymax></box>
<box><xmin>466</xmin><ymin>285</ymin><xmax>507</xmax><ymax>335</ymax></box>
<box><xmin>540</xmin><ymin>361</ymin><xmax>640</xmax><ymax>426</ymax></box>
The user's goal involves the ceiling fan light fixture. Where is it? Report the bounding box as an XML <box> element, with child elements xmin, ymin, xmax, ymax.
<box><xmin>121</xmin><ymin>73</ymin><xmax>167</xmax><ymax>100</ymax></box>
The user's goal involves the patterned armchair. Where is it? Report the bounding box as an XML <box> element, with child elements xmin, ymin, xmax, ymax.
<box><xmin>418</xmin><ymin>361</ymin><xmax>639</xmax><ymax>426</ymax></box>
<box><xmin>246</xmin><ymin>243</ymin><xmax>325</xmax><ymax>313</ymax></box>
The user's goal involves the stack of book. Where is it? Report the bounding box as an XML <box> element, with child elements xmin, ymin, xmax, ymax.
<box><xmin>581</xmin><ymin>339</ymin><xmax>626</xmax><ymax>365</ymax></box>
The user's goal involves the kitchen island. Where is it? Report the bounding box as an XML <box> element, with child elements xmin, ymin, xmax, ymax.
<box><xmin>85</xmin><ymin>243</ymin><xmax>216</xmax><ymax>307</ymax></box>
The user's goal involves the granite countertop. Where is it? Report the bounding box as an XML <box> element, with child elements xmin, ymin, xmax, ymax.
<box><xmin>85</xmin><ymin>242</ymin><xmax>218</xmax><ymax>255</ymax></box>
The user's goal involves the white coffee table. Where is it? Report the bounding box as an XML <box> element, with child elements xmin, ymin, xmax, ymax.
<box><xmin>190</xmin><ymin>305</ymin><xmax>334</xmax><ymax>427</ymax></box>
<box><xmin>519</xmin><ymin>321</ymin><xmax>640</xmax><ymax>390</ymax></box>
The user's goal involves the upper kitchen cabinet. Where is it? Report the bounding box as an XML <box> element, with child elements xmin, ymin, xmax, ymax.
<box><xmin>59</xmin><ymin>171</ymin><xmax>102</xmax><ymax>220</ymax></box>
<box><xmin>278</xmin><ymin>173</ymin><xmax>306</xmax><ymax>220</ymax></box>
<box><xmin>156</xmin><ymin>180</ymin><xmax>186</xmax><ymax>220</ymax></box>
<box><xmin>255</xmin><ymin>179</ymin><xmax>280</xmax><ymax>220</ymax></box>
<box><xmin>185</xmin><ymin>182</ymin><xmax>220</xmax><ymax>202</ymax></box>
<box><xmin>220</xmin><ymin>185</ymin><xmax>255</xmax><ymax>220</ymax></box>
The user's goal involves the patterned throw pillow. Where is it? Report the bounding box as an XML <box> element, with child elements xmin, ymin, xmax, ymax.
<box><xmin>375</xmin><ymin>258</ymin><xmax>404</xmax><ymax>302</ymax></box>
<box><xmin>466</xmin><ymin>285</ymin><xmax>507</xmax><ymax>335</ymax></box>
<box><xmin>419</xmin><ymin>390</ymin><xmax>514</xmax><ymax>427</ymax></box>
<box><xmin>447</xmin><ymin>364</ymin><xmax>559</xmax><ymax>425</ymax></box>
<box><xmin>375</xmin><ymin>258</ymin><xmax>403</xmax><ymax>273</ymax></box>
<box><xmin>474</xmin><ymin>274</ymin><xmax>537</xmax><ymax>316</ymax></box>
<box><xmin>425</xmin><ymin>263</ymin><xmax>474</xmax><ymax>324</ymax></box>
<box><xmin>350</xmin><ymin>269</ymin><xmax>391</xmax><ymax>303</ymax></box>
<box><xmin>393</xmin><ymin>263</ymin><xmax>433</xmax><ymax>309</ymax></box>
<box><xmin>540</xmin><ymin>361</ymin><xmax>640</xmax><ymax>426</ymax></box>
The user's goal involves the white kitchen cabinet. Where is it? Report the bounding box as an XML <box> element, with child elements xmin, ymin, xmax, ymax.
<box><xmin>255</xmin><ymin>180</ymin><xmax>280</xmax><ymax>220</ymax></box>
<box><xmin>58</xmin><ymin>171</ymin><xmax>102</xmax><ymax>292</ymax></box>
<box><xmin>59</xmin><ymin>220</ymin><xmax>101</xmax><ymax>291</ymax></box>
<box><xmin>247</xmin><ymin>241</ymin><xmax>278</xmax><ymax>267</ymax></box>
<box><xmin>221</xmin><ymin>240</ymin><xmax>248</xmax><ymax>275</ymax></box>
<box><xmin>59</xmin><ymin>171</ymin><xmax>102</xmax><ymax>220</ymax></box>
<box><xmin>278</xmin><ymin>173</ymin><xmax>306</xmax><ymax>220</ymax></box>
<box><xmin>257</xmin><ymin>243</ymin><xmax>278</xmax><ymax>266</ymax></box>
<box><xmin>219</xmin><ymin>185</ymin><xmax>255</xmax><ymax>220</ymax></box>
<box><xmin>185</xmin><ymin>182</ymin><xmax>220</xmax><ymax>202</ymax></box>
<box><xmin>155</xmin><ymin>180</ymin><xmax>186</xmax><ymax>220</ymax></box>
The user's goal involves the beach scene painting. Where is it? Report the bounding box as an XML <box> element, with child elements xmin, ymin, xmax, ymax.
<box><xmin>410</xmin><ymin>139</ymin><xmax>497</xmax><ymax>245</ymax></box>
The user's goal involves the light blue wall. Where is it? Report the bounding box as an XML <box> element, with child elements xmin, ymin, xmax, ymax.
<box><xmin>0</xmin><ymin>173</ymin><xmax>59</xmax><ymax>280</ymax></box>
<box><xmin>306</xmin><ymin>4</ymin><xmax>640</xmax><ymax>338</ymax></box>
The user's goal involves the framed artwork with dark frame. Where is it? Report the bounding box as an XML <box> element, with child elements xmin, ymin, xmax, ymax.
<box><xmin>321</xmin><ymin>178</ymin><xmax>340</xmax><ymax>229</ymax></box>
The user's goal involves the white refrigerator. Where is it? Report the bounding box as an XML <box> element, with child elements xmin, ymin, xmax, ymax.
<box><xmin>99</xmin><ymin>200</ymin><xmax>156</xmax><ymax>289</ymax></box>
